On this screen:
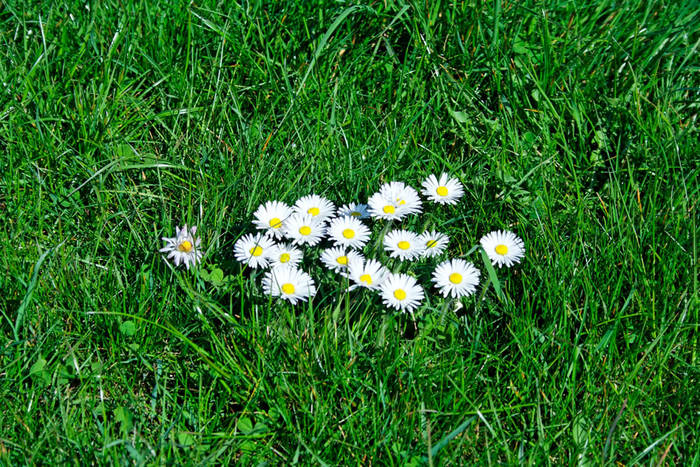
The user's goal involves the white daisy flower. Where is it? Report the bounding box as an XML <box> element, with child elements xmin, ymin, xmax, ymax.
<box><xmin>421</xmin><ymin>173</ymin><xmax>464</xmax><ymax>205</ymax></box>
<box><xmin>432</xmin><ymin>259</ymin><xmax>480</xmax><ymax>298</ymax></box>
<box><xmin>368</xmin><ymin>182</ymin><xmax>422</xmax><ymax>220</ymax></box>
<box><xmin>293</xmin><ymin>194</ymin><xmax>336</xmax><ymax>221</ymax></box>
<box><xmin>337</xmin><ymin>202</ymin><xmax>370</xmax><ymax>219</ymax></box>
<box><xmin>262</xmin><ymin>265</ymin><xmax>316</xmax><ymax>305</ymax></box>
<box><xmin>160</xmin><ymin>224</ymin><xmax>203</xmax><ymax>270</ymax></box>
<box><xmin>252</xmin><ymin>200</ymin><xmax>292</xmax><ymax>239</ymax></box>
<box><xmin>320</xmin><ymin>247</ymin><xmax>364</xmax><ymax>274</ymax></box>
<box><xmin>233</xmin><ymin>233</ymin><xmax>276</xmax><ymax>269</ymax></box>
<box><xmin>480</xmin><ymin>230</ymin><xmax>525</xmax><ymax>268</ymax></box>
<box><xmin>283</xmin><ymin>213</ymin><xmax>326</xmax><ymax>246</ymax></box>
<box><xmin>326</xmin><ymin>216</ymin><xmax>371</xmax><ymax>249</ymax></box>
<box><xmin>380</xmin><ymin>273</ymin><xmax>424</xmax><ymax>313</ymax></box>
<box><xmin>347</xmin><ymin>257</ymin><xmax>390</xmax><ymax>290</ymax></box>
<box><xmin>381</xmin><ymin>181</ymin><xmax>422</xmax><ymax>216</ymax></box>
<box><xmin>419</xmin><ymin>230</ymin><xmax>449</xmax><ymax>257</ymax></box>
<box><xmin>383</xmin><ymin>229</ymin><xmax>425</xmax><ymax>260</ymax></box>
<box><xmin>268</xmin><ymin>243</ymin><xmax>303</xmax><ymax>268</ymax></box>
<box><xmin>367</xmin><ymin>191</ymin><xmax>404</xmax><ymax>220</ymax></box>
<box><xmin>397</xmin><ymin>198</ymin><xmax>422</xmax><ymax>218</ymax></box>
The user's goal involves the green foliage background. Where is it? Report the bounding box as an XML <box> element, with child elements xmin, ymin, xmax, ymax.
<box><xmin>0</xmin><ymin>0</ymin><xmax>697</xmax><ymax>464</ymax></box>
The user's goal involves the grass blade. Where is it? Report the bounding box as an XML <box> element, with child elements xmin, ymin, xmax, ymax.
<box><xmin>479</xmin><ymin>247</ymin><xmax>504</xmax><ymax>301</ymax></box>
<box><xmin>426</xmin><ymin>416</ymin><xmax>477</xmax><ymax>460</ymax></box>
<box><xmin>14</xmin><ymin>247</ymin><xmax>55</xmax><ymax>340</ymax></box>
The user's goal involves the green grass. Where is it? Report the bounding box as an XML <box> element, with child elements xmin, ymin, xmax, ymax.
<box><xmin>1</xmin><ymin>0</ymin><xmax>698</xmax><ymax>463</ymax></box>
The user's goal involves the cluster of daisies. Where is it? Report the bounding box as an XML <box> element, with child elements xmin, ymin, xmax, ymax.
<box><xmin>160</xmin><ymin>174</ymin><xmax>525</xmax><ymax>313</ymax></box>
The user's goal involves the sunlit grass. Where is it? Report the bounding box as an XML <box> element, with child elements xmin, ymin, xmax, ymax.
<box><xmin>1</xmin><ymin>0</ymin><xmax>697</xmax><ymax>464</ymax></box>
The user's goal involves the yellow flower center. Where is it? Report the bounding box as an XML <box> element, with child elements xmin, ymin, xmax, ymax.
<box><xmin>397</xmin><ymin>241</ymin><xmax>410</xmax><ymax>250</ymax></box>
<box><xmin>178</xmin><ymin>240</ymin><xmax>193</xmax><ymax>252</ymax></box>
<box><xmin>307</xmin><ymin>207</ymin><xmax>320</xmax><ymax>216</ymax></box>
<box><xmin>336</xmin><ymin>255</ymin><xmax>348</xmax><ymax>265</ymax></box>
<box><xmin>393</xmin><ymin>289</ymin><xmax>407</xmax><ymax>300</ymax></box>
<box><xmin>426</xmin><ymin>239</ymin><xmax>437</xmax><ymax>248</ymax></box>
<box><xmin>249</xmin><ymin>246</ymin><xmax>263</xmax><ymax>257</ymax></box>
<box><xmin>449</xmin><ymin>273</ymin><xmax>463</xmax><ymax>284</ymax></box>
<box><xmin>495</xmin><ymin>244</ymin><xmax>509</xmax><ymax>255</ymax></box>
<box><xmin>279</xmin><ymin>253</ymin><xmax>291</xmax><ymax>263</ymax></box>
<box><xmin>299</xmin><ymin>226</ymin><xmax>311</xmax><ymax>236</ymax></box>
<box><xmin>383</xmin><ymin>205</ymin><xmax>395</xmax><ymax>214</ymax></box>
<box><xmin>359</xmin><ymin>274</ymin><xmax>372</xmax><ymax>285</ymax></box>
<box><xmin>350</xmin><ymin>211</ymin><xmax>361</xmax><ymax>217</ymax></box>
<box><xmin>269</xmin><ymin>217</ymin><xmax>282</xmax><ymax>229</ymax></box>
<box><xmin>281</xmin><ymin>283</ymin><xmax>295</xmax><ymax>295</ymax></box>
<box><xmin>342</xmin><ymin>228</ymin><xmax>355</xmax><ymax>239</ymax></box>
<box><xmin>398</xmin><ymin>199</ymin><xmax>406</xmax><ymax>205</ymax></box>
<box><xmin>436</xmin><ymin>186</ymin><xmax>448</xmax><ymax>197</ymax></box>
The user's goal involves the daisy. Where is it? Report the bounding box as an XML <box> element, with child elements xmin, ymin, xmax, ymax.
<box><xmin>383</xmin><ymin>229</ymin><xmax>425</xmax><ymax>260</ymax></box>
<box><xmin>380</xmin><ymin>181</ymin><xmax>422</xmax><ymax>216</ymax></box>
<box><xmin>320</xmin><ymin>247</ymin><xmax>364</xmax><ymax>274</ymax></box>
<box><xmin>268</xmin><ymin>243</ymin><xmax>303</xmax><ymax>268</ymax></box>
<box><xmin>421</xmin><ymin>173</ymin><xmax>464</xmax><ymax>205</ymax></box>
<box><xmin>380</xmin><ymin>273</ymin><xmax>424</xmax><ymax>313</ymax></box>
<box><xmin>293</xmin><ymin>194</ymin><xmax>336</xmax><ymax>221</ymax></box>
<box><xmin>480</xmin><ymin>230</ymin><xmax>525</xmax><ymax>268</ymax></box>
<box><xmin>432</xmin><ymin>259</ymin><xmax>480</xmax><ymax>298</ymax></box>
<box><xmin>367</xmin><ymin>191</ymin><xmax>404</xmax><ymax>221</ymax></box>
<box><xmin>253</xmin><ymin>200</ymin><xmax>292</xmax><ymax>239</ymax></box>
<box><xmin>347</xmin><ymin>257</ymin><xmax>390</xmax><ymax>290</ymax></box>
<box><xmin>368</xmin><ymin>182</ymin><xmax>423</xmax><ymax>221</ymax></box>
<box><xmin>419</xmin><ymin>230</ymin><xmax>449</xmax><ymax>257</ymax></box>
<box><xmin>337</xmin><ymin>202</ymin><xmax>370</xmax><ymax>219</ymax></box>
<box><xmin>326</xmin><ymin>216</ymin><xmax>371</xmax><ymax>249</ymax></box>
<box><xmin>160</xmin><ymin>224</ymin><xmax>203</xmax><ymax>269</ymax></box>
<box><xmin>283</xmin><ymin>213</ymin><xmax>326</xmax><ymax>246</ymax></box>
<box><xmin>233</xmin><ymin>233</ymin><xmax>276</xmax><ymax>269</ymax></box>
<box><xmin>262</xmin><ymin>265</ymin><xmax>316</xmax><ymax>305</ymax></box>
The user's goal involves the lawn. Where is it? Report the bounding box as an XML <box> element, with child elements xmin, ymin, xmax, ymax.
<box><xmin>1</xmin><ymin>0</ymin><xmax>698</xmax><ymax>464</ymax></box>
